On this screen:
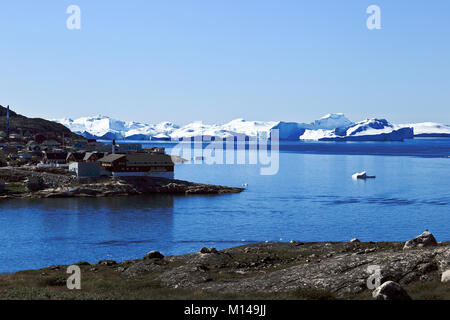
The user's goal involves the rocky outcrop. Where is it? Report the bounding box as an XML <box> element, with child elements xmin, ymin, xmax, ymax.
<box><xmin>403</xmin><ymin>231</ymin><xmax>438</xmax><ymax>250</ymax></box>
<box><xmin>0</xmin><ymin>172</ymin><xmax>244</xmax><ymax>199</ymax></box>
<box><xmin>117</xmin><ymin>241</ymin><xmax>449</xmax><ymax>297</ymax></box>
<box><xmin>372</xmin><ymin>281</ymin><xmax>411</xmax><ymax>300</ymax></box>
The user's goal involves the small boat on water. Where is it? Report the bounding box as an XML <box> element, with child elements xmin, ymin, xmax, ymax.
<box><xmin>352</xmin><ymin>171</ymin><xmax>376</xmax><ymax>180</ymax></box>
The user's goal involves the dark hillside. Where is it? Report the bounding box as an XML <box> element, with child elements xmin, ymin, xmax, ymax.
<box><xmin>0</xmin><ymin>105</ymin><xmax>82</xmax><ymax>139</ymax></box>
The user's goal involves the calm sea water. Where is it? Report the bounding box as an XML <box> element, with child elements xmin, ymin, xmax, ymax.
<box><xmin>0</xmin><ymin>138</ymin><xmax>449</xmax><ymax>273</ymax></box>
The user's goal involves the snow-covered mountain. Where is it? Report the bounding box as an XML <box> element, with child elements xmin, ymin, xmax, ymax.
<box><xmin>51</xmin><ymin>113</ymin><xmax>448</xmax><ymax>142</ymax></box>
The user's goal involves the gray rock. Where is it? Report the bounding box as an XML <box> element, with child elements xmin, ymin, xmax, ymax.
<box><xmin>350</xmin><ymin>238</ymin><xmax>361</xmax><ymax>243</ymax></box>
<box><xmin>372</xmin><ymin>281</ymin><xmax>412</xmax><ymax>300</ymax></box>
<box><xmin>123</xmin><ymin>260</ymin><xmax>166</xmax><ymax>277</ymax></box>
<box><xmin>144</xmin><ymin>250</ymin><xmax>164</xmax><ymax>260</ymax></box>
<box><xmin>98</xmin><ymin>260</ymin><xmax>117</xmax><ymax>266</ymax></box>
<box><xmin>403</xmin><ymin>231</ymin><xmax>438</xmax><ymax>250</ymax></box>
<box><xmin>442</xmin><ymin>270</ymin><xmax>450</xmax><ymax>283</ymax></box>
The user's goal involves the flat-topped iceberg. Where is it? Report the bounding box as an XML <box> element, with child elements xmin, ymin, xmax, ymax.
<box><xmin>399</xmin><ymin>122</ymin><xmax>450</xmax><ymax>137</ymax></box>
<box><xmin>300</xmin><ymin>119</ymin><xmax>414</xmax><ymax>142</ymax></box>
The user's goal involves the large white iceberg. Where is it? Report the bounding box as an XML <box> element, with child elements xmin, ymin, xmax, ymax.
<box><xmin>300</xmin><ymin>119</ymin><xmax>414</xmax><ymax>141</ymax></box>
<box><xmin>399</xmin><ymin>122</ymin><xmax>450</xmax><ymax>137</ymax></box>
<box><xmin>271</xmin><ymin>113</ymin><xmax>354</xmax><ymax>140</ymax></box>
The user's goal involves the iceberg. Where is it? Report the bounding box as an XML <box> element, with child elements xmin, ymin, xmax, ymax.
<box><xmin>300</xmin><ymin>119</ymin><xmax>414</xmax><ymax>142</ymax></box>
<box><xmin>271</xmin><ymin>113</ymin><xmax>354</xmax><ymax>140</ymax></box>
<box><xmin>270</xmin><ymin>122</ymin><xmax>308</xmax><ymax>140</ymax></box>
<box><xmin>310</xmin><ymin>113</ymin><xmax>354</xmax><ymax>130</ymax></box>
<box><xmin>352</xmin><ymin>171</ymin><xmax>376</xmax><ymax>180</ymax></box>
<box><xmin>399</xmin><ymin>122</ymin><xmax>450</xmax><ymax>137</ymax></box>
<box><xmin>52</xmin><ymin>114</ymin><xmax>421</xmax><ymax>142</ymax></box>
<box><xmin>52</xmin><ymin>115</ymin><xmax>179</xmax><ymax>140</ymax></box>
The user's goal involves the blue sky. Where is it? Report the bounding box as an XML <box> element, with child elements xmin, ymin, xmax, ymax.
<box><xmin>0</xmin><ymin>1</ymin><xmax>449</xmax><ymax>125</ymax></box>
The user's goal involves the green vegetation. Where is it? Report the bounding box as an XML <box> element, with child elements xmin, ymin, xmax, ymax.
<box><xmin>0</xmin><ymin>265</ymin><xmax>340</xmax><ymax>300</ymax></box>
<box><xmin>0</xmin><ymin>258</ymin><xmax>448</xmax><ymax>300</ymax></box>
<box><xmin>0</xmin><ymin>242</ymin><xmax>448</xmax><ymax>300</ymax></box>
<box><xmin>3</xmin><ymin>183</ymin><xmax>28</xmax><ymax>194</ymax></box>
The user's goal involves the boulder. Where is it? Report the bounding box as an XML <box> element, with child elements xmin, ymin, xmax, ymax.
<box><xmin>442</xmin><ymin>270</ymin><xmax>450</xmax><ymax>283</ymax></box>
<box><xmin>200</xmin><ymin>247</ymin><xmax>218</xmax><ymax>254</ymax></box>
<box><xmin>98</xmin><ymin>260</ymin><xmax>117</xmax><ymax>266</ymax></box>
<box><xmin>200</xmin><ymin>247</ymin><xmax>210</xmax><ymax>254</ymax></box>
<box><xmin>144</xmin><ymin>250</ymin><xmax>164</xmax><ymax>260</ymax></box>
<box><xmin>403</xmin><ymin>231</ymin><xmax>438</xmax><ymax>250</ymax></box>
<box><xmin>350</xmin><ymin>238</ymin><xmax>361</xmax><ymax>243</ymax></box>
<box><xmin>372</xmin><ymin>281</ymin><xmax>412</xmax><ymax>300</ymax></box>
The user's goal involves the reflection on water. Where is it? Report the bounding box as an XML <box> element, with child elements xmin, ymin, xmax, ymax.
<box><xmin>0</xmin><ymin>196</ymin><xmax>176</xmax><ymax>272</ymax></box>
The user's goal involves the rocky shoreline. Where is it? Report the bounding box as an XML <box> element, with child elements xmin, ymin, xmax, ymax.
<box><xmin>117</xmin><ymin>231</ymin><xmax>449</xmax><ymax>300</ymax></box>
<box><xmin>1</xmin><ymin>231</ymin><xmax>448</xmax><ymax>300</ymax></box>
<box><xmin>0</xmin><ymin>167</ymin><xmax>244</xmax><ymax>199</ymax></box>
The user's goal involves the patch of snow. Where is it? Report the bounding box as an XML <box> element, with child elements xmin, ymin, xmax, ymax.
<box><xmin>299</xmin><ymin>129</ymin><xmax>337</xmax><ymax>141</ymax></box>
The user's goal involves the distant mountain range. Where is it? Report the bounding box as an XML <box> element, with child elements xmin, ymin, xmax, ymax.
<box><xmin>51</xmin><ymin>113</ymin><xmax>450</xmax><ymax>141</ymax></box>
